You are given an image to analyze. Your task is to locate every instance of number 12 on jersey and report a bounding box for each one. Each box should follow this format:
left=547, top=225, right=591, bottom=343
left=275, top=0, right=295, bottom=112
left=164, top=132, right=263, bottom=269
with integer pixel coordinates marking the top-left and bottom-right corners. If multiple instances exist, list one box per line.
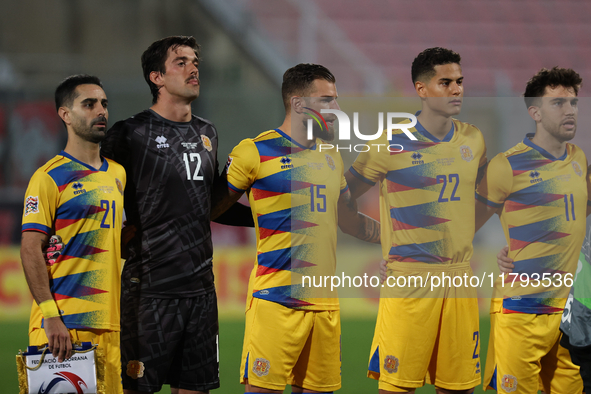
left=183, top=153, right=203, bottom=181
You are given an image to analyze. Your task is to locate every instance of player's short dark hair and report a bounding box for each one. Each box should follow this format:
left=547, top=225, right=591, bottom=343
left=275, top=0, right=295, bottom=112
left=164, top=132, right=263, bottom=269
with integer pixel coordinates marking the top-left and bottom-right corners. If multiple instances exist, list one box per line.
left=55, top=74, right=103, bottom=111
left=141, top=35, right=201, bottom=104
left=282, top=63, right=336, bottom=111
left=411, top=47, right=461, bottom=84
left=524, top=67, right=582, bottom=107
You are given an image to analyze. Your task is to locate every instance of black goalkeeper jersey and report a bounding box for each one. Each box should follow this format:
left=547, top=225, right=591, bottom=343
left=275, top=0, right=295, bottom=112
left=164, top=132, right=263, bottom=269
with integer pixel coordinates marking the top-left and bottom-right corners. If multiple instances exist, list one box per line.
left=101, top=109, right=219, bottom=297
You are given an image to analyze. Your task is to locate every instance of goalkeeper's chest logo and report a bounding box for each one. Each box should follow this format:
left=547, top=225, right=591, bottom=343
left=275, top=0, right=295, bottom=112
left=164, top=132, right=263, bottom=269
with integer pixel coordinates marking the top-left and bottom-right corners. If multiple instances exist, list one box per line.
left=252, top=357, right=270, bottom=377
left=25, top=196, right=39, bottom=216
left=155, top=135, right=169, bottom=149
left=201, top=135, right=213, bottom=152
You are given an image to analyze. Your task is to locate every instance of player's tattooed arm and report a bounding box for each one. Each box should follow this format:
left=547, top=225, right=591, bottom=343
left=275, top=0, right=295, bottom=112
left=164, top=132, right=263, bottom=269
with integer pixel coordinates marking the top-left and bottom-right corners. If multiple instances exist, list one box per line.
left=338, top=189, right=380, bottom=244
left=21, top=231, right=72, bottom=362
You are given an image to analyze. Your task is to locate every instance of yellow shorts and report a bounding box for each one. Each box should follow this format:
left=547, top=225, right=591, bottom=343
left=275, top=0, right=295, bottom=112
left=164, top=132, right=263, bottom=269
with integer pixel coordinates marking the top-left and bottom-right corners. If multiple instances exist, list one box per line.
left=30, top=328, right=122, bottom=394
left=240, top=297, right=341, bottom=392
left=483, top=312, right=583, bottom=394
left=368, top=263, right=481, bottom=392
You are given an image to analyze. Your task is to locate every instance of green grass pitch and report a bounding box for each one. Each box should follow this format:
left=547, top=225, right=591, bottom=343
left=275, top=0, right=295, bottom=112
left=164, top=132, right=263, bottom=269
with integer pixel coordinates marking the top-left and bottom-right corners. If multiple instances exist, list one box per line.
left=1, top=317, right=491, bottom=394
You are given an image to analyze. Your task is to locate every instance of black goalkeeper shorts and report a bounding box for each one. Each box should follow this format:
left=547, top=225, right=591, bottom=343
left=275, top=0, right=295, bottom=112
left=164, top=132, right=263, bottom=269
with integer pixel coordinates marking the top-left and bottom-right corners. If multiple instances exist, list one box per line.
left=120, top=291, right=219, bottom=392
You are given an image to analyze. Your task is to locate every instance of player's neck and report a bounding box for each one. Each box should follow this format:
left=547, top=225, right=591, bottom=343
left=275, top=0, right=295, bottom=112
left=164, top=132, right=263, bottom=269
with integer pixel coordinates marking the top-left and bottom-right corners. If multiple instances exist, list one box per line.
left=279, top=114, right=315, bottom=148
left=150, top=97, right=192, bottom=123
left=63, top=137, right=102, bottom=169
left=530, top=129, right=567, bottom=158
left=416, top=109, right=453, bottom=140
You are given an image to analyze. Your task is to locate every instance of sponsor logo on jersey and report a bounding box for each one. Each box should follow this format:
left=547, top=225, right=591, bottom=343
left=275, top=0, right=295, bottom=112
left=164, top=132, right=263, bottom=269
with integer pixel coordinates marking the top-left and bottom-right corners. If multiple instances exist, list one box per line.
left=225, top=157, right=233, bottom=174
left=201, top=135, right=213, bottom=152
left=325, top=154, right=336, bottom=170
left=25, top=196, right=39, bottom=216
left=501, top=374, right=517, bottom=392
left=383, top=355, right=399, bottom=373
left=572, top=161, right=583, bottom=177
left=280, top=156, right=294, bottom=169
left=37, top=371, right=87, bottom=394
left=155, top=135, right=169, bottom=149
left=126, top=360, right=145, bottom=379
left=116, top=179, right=124, bottom=195
left=252, top=358, right=270, bottom=377
left=460, top=145, right=474, bottom=162
left=182, top=142, right=199, bottom=149
left=411, top=152, right=424, bottom=165
left=529, top=170, right=542, bottom=184
left=72, top=182, right=87, bottom=195
left=259, top=290, right=269, bottom=295
left=475, top=361, right=480, bottom=374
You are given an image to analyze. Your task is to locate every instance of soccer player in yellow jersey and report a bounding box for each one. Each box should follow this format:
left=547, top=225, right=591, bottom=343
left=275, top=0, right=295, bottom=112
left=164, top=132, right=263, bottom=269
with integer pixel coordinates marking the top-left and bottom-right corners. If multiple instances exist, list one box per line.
left=21, top=75, right=125, bottom=394
left=346, top=48, right=487, bottom=393
left=476, top=67, right=591, bottom=393
left=212, top=63, right=380, bottom=393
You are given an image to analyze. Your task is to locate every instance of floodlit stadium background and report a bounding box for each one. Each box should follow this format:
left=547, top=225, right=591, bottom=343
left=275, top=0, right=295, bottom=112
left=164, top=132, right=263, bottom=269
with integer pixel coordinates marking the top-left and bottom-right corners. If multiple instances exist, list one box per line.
left=1, top=1, right=591, bottom=392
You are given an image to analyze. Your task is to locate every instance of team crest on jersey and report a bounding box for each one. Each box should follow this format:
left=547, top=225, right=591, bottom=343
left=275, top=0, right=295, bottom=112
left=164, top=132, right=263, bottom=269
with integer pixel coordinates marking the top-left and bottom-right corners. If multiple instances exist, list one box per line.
left=252, top=357, right=270, bottom=377
left=460, top=145, right=474, bottom=162
left=225, top=157, right=233, bottom=174
left=325, top=154, right=336, bottom=170
left=201, top=135, right=213, bottom=152
left=572, top=161, right=583, bottom=177
left=116, top=178, right=124, bottom=195
left=501, top=374, right=517, bottom=392
left=383, top=355, right=399, bottom=373
left=25, top=196, right=39, bottom=216
left=155, top=135, right=169, bottom=149
left=126, top=360, right=145, bottom=379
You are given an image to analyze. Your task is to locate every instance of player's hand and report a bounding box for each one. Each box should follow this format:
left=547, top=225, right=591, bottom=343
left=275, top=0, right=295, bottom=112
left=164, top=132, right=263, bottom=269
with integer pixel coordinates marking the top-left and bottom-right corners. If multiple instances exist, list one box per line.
left=43, top=235, right=64, bottom=265
left=122, top=221, right=137, bottom=246
left=121, top=222, right=137, bottom=259
left=379, top=259, right=388, bottom=283
left=43, top=316, right=72, bottom=362
left=497, top=245, right=514, bottom=274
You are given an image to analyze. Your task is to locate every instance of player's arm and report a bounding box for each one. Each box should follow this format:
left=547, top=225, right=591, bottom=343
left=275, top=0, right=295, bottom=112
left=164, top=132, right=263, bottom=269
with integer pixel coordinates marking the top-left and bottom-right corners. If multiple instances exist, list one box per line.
left=21, top=231, right=72, bottom=362
left=210, top=172, right=253, bottom=226
left=211, top=139, right=258, bottom=221
left=210, top=174, right=246, bottom=221
left=338, top=188, right=380, bottom=243
left=474, top=154, right=511, bottom=232
left=345, top=170, right=374, bottom=200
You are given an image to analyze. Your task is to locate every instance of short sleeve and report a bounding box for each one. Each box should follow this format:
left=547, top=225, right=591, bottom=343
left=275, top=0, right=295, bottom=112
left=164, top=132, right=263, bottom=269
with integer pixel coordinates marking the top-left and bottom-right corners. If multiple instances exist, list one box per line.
left=475, top=152, right=513, bottom=208
left=22, top=171, right=58, bottom=234
left=349, top=132, right=390, bottom=185
left=226, top=139, right=260, bottom=192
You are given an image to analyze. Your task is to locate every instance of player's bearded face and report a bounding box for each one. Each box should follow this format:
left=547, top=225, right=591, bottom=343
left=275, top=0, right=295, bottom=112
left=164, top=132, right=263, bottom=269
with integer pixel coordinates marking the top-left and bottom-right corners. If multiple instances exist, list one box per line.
left=538, top=86, right=578, bottom=143
left=419, top=63, right=463, bottom=117
left=69, top=84, right=109, bottom=144
left=160, top=46, right=200, bottom=101
left=303, top=80, right=339, bottom=141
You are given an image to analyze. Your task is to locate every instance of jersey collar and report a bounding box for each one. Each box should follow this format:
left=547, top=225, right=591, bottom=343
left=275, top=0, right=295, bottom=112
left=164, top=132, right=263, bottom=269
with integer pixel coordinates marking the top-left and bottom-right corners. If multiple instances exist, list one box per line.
left=523, top=133, right=567, bottom=161
left=275, top=128, right=317, bottom=150
left=414, top=111, right=455, bottom=142
left=60, top=150, right=109, bottom=172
